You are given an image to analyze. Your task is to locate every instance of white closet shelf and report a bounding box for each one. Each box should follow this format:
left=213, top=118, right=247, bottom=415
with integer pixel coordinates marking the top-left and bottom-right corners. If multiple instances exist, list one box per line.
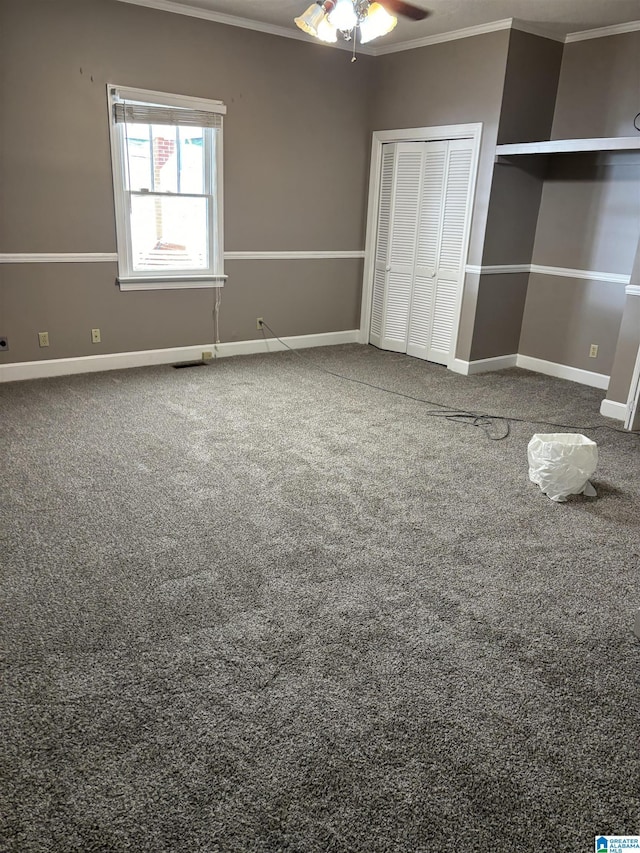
left=495, top=136, right=640, bottom=156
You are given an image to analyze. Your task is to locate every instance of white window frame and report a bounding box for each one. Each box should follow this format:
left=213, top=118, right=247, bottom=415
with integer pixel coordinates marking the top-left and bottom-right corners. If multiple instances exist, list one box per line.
left=107, top=84, right=227, bottom=291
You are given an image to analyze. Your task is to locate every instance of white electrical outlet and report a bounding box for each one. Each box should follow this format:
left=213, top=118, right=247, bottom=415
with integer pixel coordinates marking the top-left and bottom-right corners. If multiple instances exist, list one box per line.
left=589, top=344, right=598, bottom=358
left=91, top=328, right=101, bottom=344
left=38, top=331, right=49, bottom=347
left=256, top=317, right=264, bottom=331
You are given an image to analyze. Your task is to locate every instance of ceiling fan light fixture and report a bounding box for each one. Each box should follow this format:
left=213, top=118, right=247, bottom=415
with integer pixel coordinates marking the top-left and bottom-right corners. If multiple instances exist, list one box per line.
left=295, top=0, right=419, bottom=51
left=328, top=0, right=358, bottom=31
left=294, top=3, right=327, bottom=36
left=317, top=16, right=338, bottom=41
left=359, top=2, right=397, bottom=42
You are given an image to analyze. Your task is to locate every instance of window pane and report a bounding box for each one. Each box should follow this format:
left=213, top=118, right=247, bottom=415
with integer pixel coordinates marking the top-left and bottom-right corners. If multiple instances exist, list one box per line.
left=151, top=124, right=178, bottom=193
left=130, top=195, right=208, bottom=271
left=125, top=131, right=152, bottom=192
left=178, top=128, right=205, bottom=194
left=125, top=124, right=206, bottom=194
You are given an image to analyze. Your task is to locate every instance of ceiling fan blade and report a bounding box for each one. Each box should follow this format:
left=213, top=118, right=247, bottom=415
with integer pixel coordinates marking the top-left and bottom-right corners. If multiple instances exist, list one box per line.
left=380, top=0, right=430, bottom=21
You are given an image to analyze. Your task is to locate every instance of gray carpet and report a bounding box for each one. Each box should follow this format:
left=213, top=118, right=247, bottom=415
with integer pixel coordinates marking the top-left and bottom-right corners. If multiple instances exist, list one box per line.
left=1, top=343, right=639, bottom=853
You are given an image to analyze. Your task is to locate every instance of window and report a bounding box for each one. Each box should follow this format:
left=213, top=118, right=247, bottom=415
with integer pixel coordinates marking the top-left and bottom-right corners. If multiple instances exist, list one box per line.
left=108, top=86, right=226, bottom=291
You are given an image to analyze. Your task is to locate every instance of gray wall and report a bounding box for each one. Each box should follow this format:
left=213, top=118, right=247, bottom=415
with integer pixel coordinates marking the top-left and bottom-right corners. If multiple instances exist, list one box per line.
left=1, top=261, right=364, bottom=360
left=519, top=274, right=627, bottom=374
left=470, top=30, right=563, bottom=360
left=517, top=31, right=640, bottom=382
left=551, top=32, right=640, bottom=139
left=0, top=0, right=372, bottom=362
left=484, top=29, right=563, bottom=267
left=531, top=152, right=640, bottom=275
left=608, top=240, right=640, bottom=404
left=608, top=295, right=640, bottom=404
left=467, top=272, right=529, bottom=360
left=497, top=30, right=563, bottom=146
left=519, top=152, right=640, bottom=376
left=369, top=29, right=510, bottom=268
left=369, top=30, right=511, bottom=361
left=2, top=3, right=639, bottom=387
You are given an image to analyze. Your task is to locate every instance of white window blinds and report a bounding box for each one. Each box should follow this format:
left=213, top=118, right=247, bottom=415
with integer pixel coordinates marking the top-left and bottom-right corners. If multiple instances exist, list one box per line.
left=112, top=103, right=224, bottom=129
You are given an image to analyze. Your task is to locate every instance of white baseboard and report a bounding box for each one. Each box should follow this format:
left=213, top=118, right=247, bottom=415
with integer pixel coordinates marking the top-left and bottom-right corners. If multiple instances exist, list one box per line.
left=515, top=354, right=610, bottom=390
left=449, top=358, right=470, bottom=375
left=0, top=336, right=615, bottom=395
left=468, top=354, right=518, bottom=374
left=0, top=329, right=359, bottom=383
left=451, top=352, right=610, bottom=390
left=449, top=354, right=518, bottom=375
left=599, top=398, right=627, bottom=421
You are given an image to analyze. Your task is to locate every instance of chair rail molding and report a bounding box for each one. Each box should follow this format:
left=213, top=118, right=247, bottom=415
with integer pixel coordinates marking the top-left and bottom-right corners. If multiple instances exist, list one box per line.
left=0, top=253, right=119, bottom=263
left=0, top=251, right=365, bottom=264
left=465, top=263, right=631, bottom=285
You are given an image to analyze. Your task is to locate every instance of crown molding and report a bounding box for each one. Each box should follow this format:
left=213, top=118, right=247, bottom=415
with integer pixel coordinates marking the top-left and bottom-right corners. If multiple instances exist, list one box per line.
left=113, top=0, right=513, bottom=54
left=112, top=0, right=375, bottom=54
left=112, top=1, right=640, bottom=54
left=370, top=18, right=513, bottom=55
left=565, top=19, right=640, bottom=43
left=113, top=0, right=303, bottom=39
left=510, top=19, right=565, bottom=42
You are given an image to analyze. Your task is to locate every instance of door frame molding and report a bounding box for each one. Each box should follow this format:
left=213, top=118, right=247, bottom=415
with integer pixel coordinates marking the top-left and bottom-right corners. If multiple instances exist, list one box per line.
left=624, top=338, right=640, bottom=430
left=358, top=123, right=483, bottom=370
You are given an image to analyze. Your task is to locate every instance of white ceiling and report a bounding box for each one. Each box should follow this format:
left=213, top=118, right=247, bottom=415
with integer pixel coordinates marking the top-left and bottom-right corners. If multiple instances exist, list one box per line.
left=118, top=0, right=640, bottom=49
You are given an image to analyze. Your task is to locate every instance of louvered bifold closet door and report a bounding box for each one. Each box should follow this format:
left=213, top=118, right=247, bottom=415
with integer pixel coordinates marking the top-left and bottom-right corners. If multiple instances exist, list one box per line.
left=379, top=143, right=424, bottom=352
left=369, top=145, right=396, bottom=348
left=426, top=138, right=475, bottom=365
left=406, top=141, right=447, bottom=360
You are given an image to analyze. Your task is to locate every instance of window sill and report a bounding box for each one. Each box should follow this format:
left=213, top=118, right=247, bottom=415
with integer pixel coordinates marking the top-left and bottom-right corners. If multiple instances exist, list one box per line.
left=118, top=275, right=227, bottom=292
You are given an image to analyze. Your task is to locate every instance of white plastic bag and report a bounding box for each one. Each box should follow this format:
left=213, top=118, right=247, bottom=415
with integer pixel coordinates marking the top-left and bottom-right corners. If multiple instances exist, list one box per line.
left=527, top=433, right=598, bottom=502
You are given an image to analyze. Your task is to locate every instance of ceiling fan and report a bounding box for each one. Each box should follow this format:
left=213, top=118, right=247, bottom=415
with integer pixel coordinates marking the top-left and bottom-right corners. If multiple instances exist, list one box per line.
left=295, top=0, right=430, bottom=56
left=379, top=0, right=430, bottom=21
